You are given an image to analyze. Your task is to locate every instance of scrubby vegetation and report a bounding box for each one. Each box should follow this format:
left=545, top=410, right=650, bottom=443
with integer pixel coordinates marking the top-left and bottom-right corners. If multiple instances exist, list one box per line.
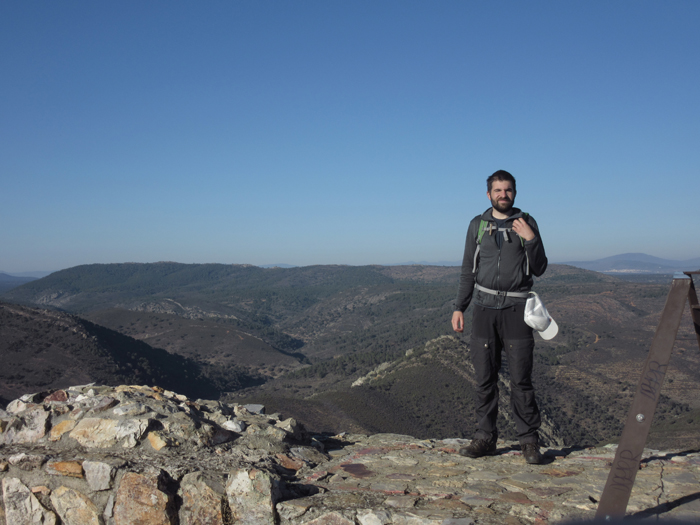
left=3, top=263, right=699, bottom=450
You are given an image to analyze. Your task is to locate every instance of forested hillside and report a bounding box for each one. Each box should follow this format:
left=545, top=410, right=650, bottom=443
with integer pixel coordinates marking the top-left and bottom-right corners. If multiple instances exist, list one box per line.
left=2, top=263, right=698, bottom=450
left=2, top=262, right=459, bottom=362
left=0, top=301, right=260, bottom=403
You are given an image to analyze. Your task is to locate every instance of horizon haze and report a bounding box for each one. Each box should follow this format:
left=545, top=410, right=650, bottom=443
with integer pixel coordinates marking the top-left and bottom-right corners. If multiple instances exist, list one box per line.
left=3, top=251, right=700, bottom=279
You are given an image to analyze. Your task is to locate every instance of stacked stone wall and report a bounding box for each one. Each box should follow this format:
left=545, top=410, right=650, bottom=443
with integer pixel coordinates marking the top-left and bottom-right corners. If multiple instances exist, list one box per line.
left=0, top=384, right=313, bottom=524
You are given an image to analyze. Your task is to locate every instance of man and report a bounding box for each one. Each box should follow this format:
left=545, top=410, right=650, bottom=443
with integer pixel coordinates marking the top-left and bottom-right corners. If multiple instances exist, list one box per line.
left=451, top=170, right=548, bottom=464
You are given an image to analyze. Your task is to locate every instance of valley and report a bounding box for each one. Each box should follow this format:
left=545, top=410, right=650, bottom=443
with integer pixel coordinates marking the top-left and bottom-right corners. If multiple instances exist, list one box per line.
left=2, top=262, right=699, bottom=451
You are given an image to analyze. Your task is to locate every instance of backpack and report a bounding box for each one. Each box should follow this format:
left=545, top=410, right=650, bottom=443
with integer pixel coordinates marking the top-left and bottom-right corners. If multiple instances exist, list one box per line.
left=473, top=213, right=530, bottom=275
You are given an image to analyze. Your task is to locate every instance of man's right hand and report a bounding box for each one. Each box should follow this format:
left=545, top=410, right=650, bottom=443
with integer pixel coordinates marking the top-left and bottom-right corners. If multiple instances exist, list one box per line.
left=452, top=311, right=464, bottom=333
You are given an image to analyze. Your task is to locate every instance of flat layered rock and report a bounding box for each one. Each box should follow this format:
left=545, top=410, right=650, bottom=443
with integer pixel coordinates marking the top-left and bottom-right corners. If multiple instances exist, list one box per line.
left=2, top=384, right=700, bottom=524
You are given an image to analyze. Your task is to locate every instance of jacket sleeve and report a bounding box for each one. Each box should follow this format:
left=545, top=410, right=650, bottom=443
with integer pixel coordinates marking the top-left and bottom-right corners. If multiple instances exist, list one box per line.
left=454, top=217, right=480, bottom=312
left=524, top=215, right=548, bottom=277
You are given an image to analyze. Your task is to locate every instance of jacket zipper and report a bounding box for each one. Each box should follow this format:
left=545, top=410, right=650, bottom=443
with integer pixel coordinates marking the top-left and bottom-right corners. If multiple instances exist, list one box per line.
left=497, top=245, right=503, bottom=308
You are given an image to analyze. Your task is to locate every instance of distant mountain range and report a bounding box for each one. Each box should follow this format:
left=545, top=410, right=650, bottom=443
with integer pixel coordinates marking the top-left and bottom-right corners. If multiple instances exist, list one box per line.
left=561, top=253, right=700, bottom=274
left=258, top=254, right=700, bottom=273
left=0, top=272, right=37, bottom=293
left=395, top=253, right=700, bottom=274
left=0, top=270, right=53, bottom=278
left=3, top=253, right=698, bottom=285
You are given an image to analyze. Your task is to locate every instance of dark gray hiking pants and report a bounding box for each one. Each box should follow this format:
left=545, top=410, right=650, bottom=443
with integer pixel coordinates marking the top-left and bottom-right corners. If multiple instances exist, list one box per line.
left=470, top=303, right=541, bottom=444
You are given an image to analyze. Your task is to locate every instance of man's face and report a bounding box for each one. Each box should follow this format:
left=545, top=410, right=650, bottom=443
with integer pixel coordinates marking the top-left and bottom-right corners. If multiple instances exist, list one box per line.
left=487, top=180, right=515, bottom=214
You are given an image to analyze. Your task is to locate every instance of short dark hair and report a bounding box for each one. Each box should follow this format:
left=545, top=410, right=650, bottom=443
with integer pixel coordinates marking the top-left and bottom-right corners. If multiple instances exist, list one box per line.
left=487, top=170, right=516, bottom=193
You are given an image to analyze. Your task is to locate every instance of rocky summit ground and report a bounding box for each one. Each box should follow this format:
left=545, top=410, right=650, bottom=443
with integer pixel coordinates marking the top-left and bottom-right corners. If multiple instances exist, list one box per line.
left=290, top=436, right=700, bottom=524
left=1, top=383, right=699, bottom=524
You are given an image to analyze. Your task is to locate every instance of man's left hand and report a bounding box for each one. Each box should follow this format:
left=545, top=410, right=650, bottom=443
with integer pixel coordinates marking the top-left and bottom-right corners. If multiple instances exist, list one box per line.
left=512, top=218, right=535, bottom=241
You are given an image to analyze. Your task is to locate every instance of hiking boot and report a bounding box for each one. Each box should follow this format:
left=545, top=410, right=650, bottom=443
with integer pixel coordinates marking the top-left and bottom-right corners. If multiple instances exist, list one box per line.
left=521, top=442, right=542, bottom=464
left=459, top=438, right=497, bottom=458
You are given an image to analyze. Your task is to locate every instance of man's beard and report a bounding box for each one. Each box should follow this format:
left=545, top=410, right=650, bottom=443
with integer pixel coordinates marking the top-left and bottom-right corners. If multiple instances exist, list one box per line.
left=491, top=197, right=513, bottom=214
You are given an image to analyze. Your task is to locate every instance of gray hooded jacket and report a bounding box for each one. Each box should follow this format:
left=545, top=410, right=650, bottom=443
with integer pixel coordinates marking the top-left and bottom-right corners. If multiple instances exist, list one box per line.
left=454, top=207, right=548, bottom=311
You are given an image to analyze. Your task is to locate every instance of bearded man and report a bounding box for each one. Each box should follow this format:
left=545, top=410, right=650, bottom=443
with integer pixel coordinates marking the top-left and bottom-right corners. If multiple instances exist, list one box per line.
left=451, top=170, right=548, bottom=464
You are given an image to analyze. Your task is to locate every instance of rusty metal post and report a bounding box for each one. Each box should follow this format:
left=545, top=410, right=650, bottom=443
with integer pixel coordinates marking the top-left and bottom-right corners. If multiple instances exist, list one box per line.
left=686, top=271, right=700, bottom=351
left=595, top=273, right=693, bottom=519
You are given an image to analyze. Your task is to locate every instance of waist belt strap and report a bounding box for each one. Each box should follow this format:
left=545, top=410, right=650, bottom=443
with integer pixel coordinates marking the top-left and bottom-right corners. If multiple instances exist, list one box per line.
left=475, top=283, right=529, bottom=298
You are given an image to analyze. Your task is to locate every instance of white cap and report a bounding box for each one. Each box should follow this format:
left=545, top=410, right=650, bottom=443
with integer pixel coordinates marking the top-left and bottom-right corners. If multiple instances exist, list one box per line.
left=538, top=317, right=559, bottom=340
left=524, top=292, right=559, bottom=340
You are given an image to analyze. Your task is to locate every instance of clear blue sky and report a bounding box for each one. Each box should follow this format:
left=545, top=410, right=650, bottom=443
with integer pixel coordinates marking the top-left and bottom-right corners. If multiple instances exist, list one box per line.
left=2, top=1, right=699, bottom=273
